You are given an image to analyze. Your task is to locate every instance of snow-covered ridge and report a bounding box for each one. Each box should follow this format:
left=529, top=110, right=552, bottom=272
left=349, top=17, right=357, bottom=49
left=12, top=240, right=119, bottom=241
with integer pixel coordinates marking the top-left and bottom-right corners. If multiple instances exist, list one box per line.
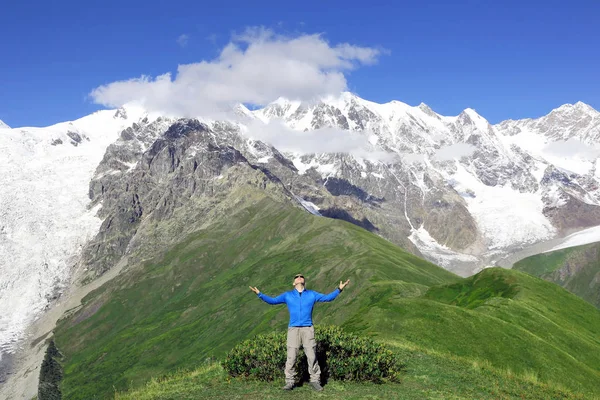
left=495, top=100, right=600, bottom=145
left=0, top=106, right=146, bottom=359
left=0, top=119, right=10, bottom=129
left=245, top=93, right=600, bottom=266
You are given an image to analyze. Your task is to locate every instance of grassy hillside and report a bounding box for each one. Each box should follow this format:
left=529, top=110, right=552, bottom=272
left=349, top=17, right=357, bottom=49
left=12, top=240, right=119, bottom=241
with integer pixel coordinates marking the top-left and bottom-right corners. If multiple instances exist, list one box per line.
left=335, top=266, right=600, bottom=397
left=53, top=193, right=600, bottom=399
left=53, top=193, right=456, bottom=399
left=113, top=353, right=582, bottom=400
left=513, top=242, right=600, bottom=308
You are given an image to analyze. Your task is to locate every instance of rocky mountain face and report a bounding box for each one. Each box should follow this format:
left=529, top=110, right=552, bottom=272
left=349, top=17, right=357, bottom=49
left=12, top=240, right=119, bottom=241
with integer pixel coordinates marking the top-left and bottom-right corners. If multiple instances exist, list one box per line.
left=79, top=94, right=600, bottom=280
left=83, top=118, right=291, bottom=276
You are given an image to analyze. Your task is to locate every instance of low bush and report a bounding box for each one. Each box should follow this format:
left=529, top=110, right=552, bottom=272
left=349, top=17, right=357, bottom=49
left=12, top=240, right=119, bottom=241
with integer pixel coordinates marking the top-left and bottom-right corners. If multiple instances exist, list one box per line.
left=222, top=325, right=404, bottom=383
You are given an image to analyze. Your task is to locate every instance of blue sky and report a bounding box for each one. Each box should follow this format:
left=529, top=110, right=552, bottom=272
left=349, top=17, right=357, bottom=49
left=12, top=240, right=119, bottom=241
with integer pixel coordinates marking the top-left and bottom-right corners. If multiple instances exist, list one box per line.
left=1, top=0, right=598, bottom=127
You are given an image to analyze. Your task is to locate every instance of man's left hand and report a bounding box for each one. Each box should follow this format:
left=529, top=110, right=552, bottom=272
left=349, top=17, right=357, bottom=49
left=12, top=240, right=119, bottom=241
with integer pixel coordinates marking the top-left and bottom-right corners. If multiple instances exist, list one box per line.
left=339, top=279, right=350, bottom=291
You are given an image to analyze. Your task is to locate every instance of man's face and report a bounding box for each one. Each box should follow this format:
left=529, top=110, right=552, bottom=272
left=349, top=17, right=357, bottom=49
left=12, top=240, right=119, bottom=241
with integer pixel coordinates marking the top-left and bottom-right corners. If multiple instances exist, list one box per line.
left=293, top=275, right=305, bottom=286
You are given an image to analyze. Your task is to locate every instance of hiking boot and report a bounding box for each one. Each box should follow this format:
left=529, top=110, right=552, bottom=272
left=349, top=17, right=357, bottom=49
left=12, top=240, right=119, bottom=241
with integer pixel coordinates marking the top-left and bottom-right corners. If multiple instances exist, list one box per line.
left=310, top=381, right=324, bottom=391
left=282, top=382, right=294, bottom=390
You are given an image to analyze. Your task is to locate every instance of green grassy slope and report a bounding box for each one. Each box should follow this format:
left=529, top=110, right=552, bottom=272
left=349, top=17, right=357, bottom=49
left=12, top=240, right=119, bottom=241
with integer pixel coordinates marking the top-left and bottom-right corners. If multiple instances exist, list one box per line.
left=54, top=193, right=600, bottom=399
left=364, top=268, right=600, bottom=395
left=513, top=242, right=600, bottom=308
left=114, top=353, right=583, bottom=400
left=53, top=193, right=456, bottom=399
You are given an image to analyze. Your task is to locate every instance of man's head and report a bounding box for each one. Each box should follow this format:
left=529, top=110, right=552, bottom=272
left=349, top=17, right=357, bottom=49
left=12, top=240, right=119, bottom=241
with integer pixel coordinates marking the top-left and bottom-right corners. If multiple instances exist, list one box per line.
left=293, top=273, right=305, bottom=287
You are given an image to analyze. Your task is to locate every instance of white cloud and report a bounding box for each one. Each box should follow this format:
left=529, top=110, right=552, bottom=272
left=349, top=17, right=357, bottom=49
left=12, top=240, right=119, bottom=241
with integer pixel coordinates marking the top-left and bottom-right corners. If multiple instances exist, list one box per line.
left=90, top=27, right=384, bottom=118
left=177, top=34, right=189, bottom=47
left=434, top=143, right=476, bottom=161
left=399, top=153, right=426, bottom=164
left=242, top=119, right=396, bottom=161
left=544, top=138, right=600, bottom=160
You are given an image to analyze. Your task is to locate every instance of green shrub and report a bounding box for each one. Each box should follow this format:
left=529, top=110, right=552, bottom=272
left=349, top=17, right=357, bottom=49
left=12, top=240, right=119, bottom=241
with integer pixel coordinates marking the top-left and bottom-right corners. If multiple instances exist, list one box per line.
left=222, top=325, right=404, bottom=383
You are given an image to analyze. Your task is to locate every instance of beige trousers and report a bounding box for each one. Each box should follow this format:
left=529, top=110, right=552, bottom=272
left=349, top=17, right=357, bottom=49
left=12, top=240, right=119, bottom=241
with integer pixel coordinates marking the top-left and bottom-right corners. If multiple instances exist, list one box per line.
left=285, top=326, right=321, bottom=383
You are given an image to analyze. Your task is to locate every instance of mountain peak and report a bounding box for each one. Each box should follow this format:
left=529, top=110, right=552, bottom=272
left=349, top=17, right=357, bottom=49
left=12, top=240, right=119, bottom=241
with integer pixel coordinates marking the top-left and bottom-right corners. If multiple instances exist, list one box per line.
left=418, top=102, right=437, bottom=116
left=0, top=119, right=10, bottom=129
left=316, top=91, right=363, bottom=112
left=271, top=96, right=293, bottom=106
left=552, top=101, right=597, bottom=115
left=256, top=97, right=302, bottom=121
left=339, top=91, right=359, bottom=101
left=458, top=108, right=484, bottom=122
left=457, top=108, right=491, bottom=132
left=233, top=103, right=253, bottom=118
left=461, top=107, right=482, bottom=117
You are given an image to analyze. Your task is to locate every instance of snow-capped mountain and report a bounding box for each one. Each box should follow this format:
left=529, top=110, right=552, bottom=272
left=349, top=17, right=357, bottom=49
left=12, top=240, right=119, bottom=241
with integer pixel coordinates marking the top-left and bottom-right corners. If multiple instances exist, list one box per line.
left=2, top=93, right=600, bottom=363
left=0, top=107, right=145, bottom=360
left=497, top=102, right=600, bottom=144
left=0, top=120, right=10, bottom=130
left=246, top=93, right=600, bottom=262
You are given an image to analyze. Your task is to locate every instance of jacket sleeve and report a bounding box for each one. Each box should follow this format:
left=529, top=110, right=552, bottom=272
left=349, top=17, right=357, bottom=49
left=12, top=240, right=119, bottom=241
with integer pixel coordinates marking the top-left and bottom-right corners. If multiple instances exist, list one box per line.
left=257, top=292, right=287, bottom=305
left=314, top=288, right=341, bottom=302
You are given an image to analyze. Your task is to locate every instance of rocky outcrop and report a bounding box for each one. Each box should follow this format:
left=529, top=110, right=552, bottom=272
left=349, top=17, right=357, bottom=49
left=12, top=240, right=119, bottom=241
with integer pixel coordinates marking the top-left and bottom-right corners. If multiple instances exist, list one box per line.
left=83, top=119, right=296, bottom=275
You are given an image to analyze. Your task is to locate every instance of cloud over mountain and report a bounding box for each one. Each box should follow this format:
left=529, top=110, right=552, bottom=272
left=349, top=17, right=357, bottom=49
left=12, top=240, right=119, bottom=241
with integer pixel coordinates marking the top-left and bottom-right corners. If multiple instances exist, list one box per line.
left=90, top=27, right=384, bottom=119
left=242, top=118, right=396, bottom=161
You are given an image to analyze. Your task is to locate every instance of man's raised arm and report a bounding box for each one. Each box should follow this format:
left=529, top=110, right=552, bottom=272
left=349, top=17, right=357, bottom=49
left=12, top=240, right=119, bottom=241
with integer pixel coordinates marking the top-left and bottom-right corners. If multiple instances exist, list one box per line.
left=249, top=286, right=286, bottom=305
left=315, top=279, right=350, bottom=302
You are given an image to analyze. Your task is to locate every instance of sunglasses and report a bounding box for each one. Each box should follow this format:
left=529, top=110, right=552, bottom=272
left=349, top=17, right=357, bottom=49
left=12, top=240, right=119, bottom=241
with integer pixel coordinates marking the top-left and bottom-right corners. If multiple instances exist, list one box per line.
left=294, top=274, right=304, bottom=279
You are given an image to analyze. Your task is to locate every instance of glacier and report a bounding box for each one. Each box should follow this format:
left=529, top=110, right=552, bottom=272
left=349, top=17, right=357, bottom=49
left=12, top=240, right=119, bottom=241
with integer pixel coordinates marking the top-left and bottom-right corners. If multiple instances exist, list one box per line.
left=0, top=107, right=144, bottom=360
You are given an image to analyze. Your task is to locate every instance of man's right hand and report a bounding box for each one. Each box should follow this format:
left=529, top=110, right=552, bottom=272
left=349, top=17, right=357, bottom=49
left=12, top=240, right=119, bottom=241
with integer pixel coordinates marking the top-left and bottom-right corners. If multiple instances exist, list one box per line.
left=249, top=286, right=260, bottom=294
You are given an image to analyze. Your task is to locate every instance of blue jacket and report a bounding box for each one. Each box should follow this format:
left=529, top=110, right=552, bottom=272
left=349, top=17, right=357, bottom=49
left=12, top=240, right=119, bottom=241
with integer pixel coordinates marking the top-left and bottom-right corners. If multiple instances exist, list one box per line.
left=257, top=288, right=341, bottom=327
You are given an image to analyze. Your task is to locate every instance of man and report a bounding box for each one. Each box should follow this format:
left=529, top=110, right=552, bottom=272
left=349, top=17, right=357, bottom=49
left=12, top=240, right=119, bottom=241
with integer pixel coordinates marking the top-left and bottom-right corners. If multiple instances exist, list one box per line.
left=249, top=274, right=350, bottom=391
